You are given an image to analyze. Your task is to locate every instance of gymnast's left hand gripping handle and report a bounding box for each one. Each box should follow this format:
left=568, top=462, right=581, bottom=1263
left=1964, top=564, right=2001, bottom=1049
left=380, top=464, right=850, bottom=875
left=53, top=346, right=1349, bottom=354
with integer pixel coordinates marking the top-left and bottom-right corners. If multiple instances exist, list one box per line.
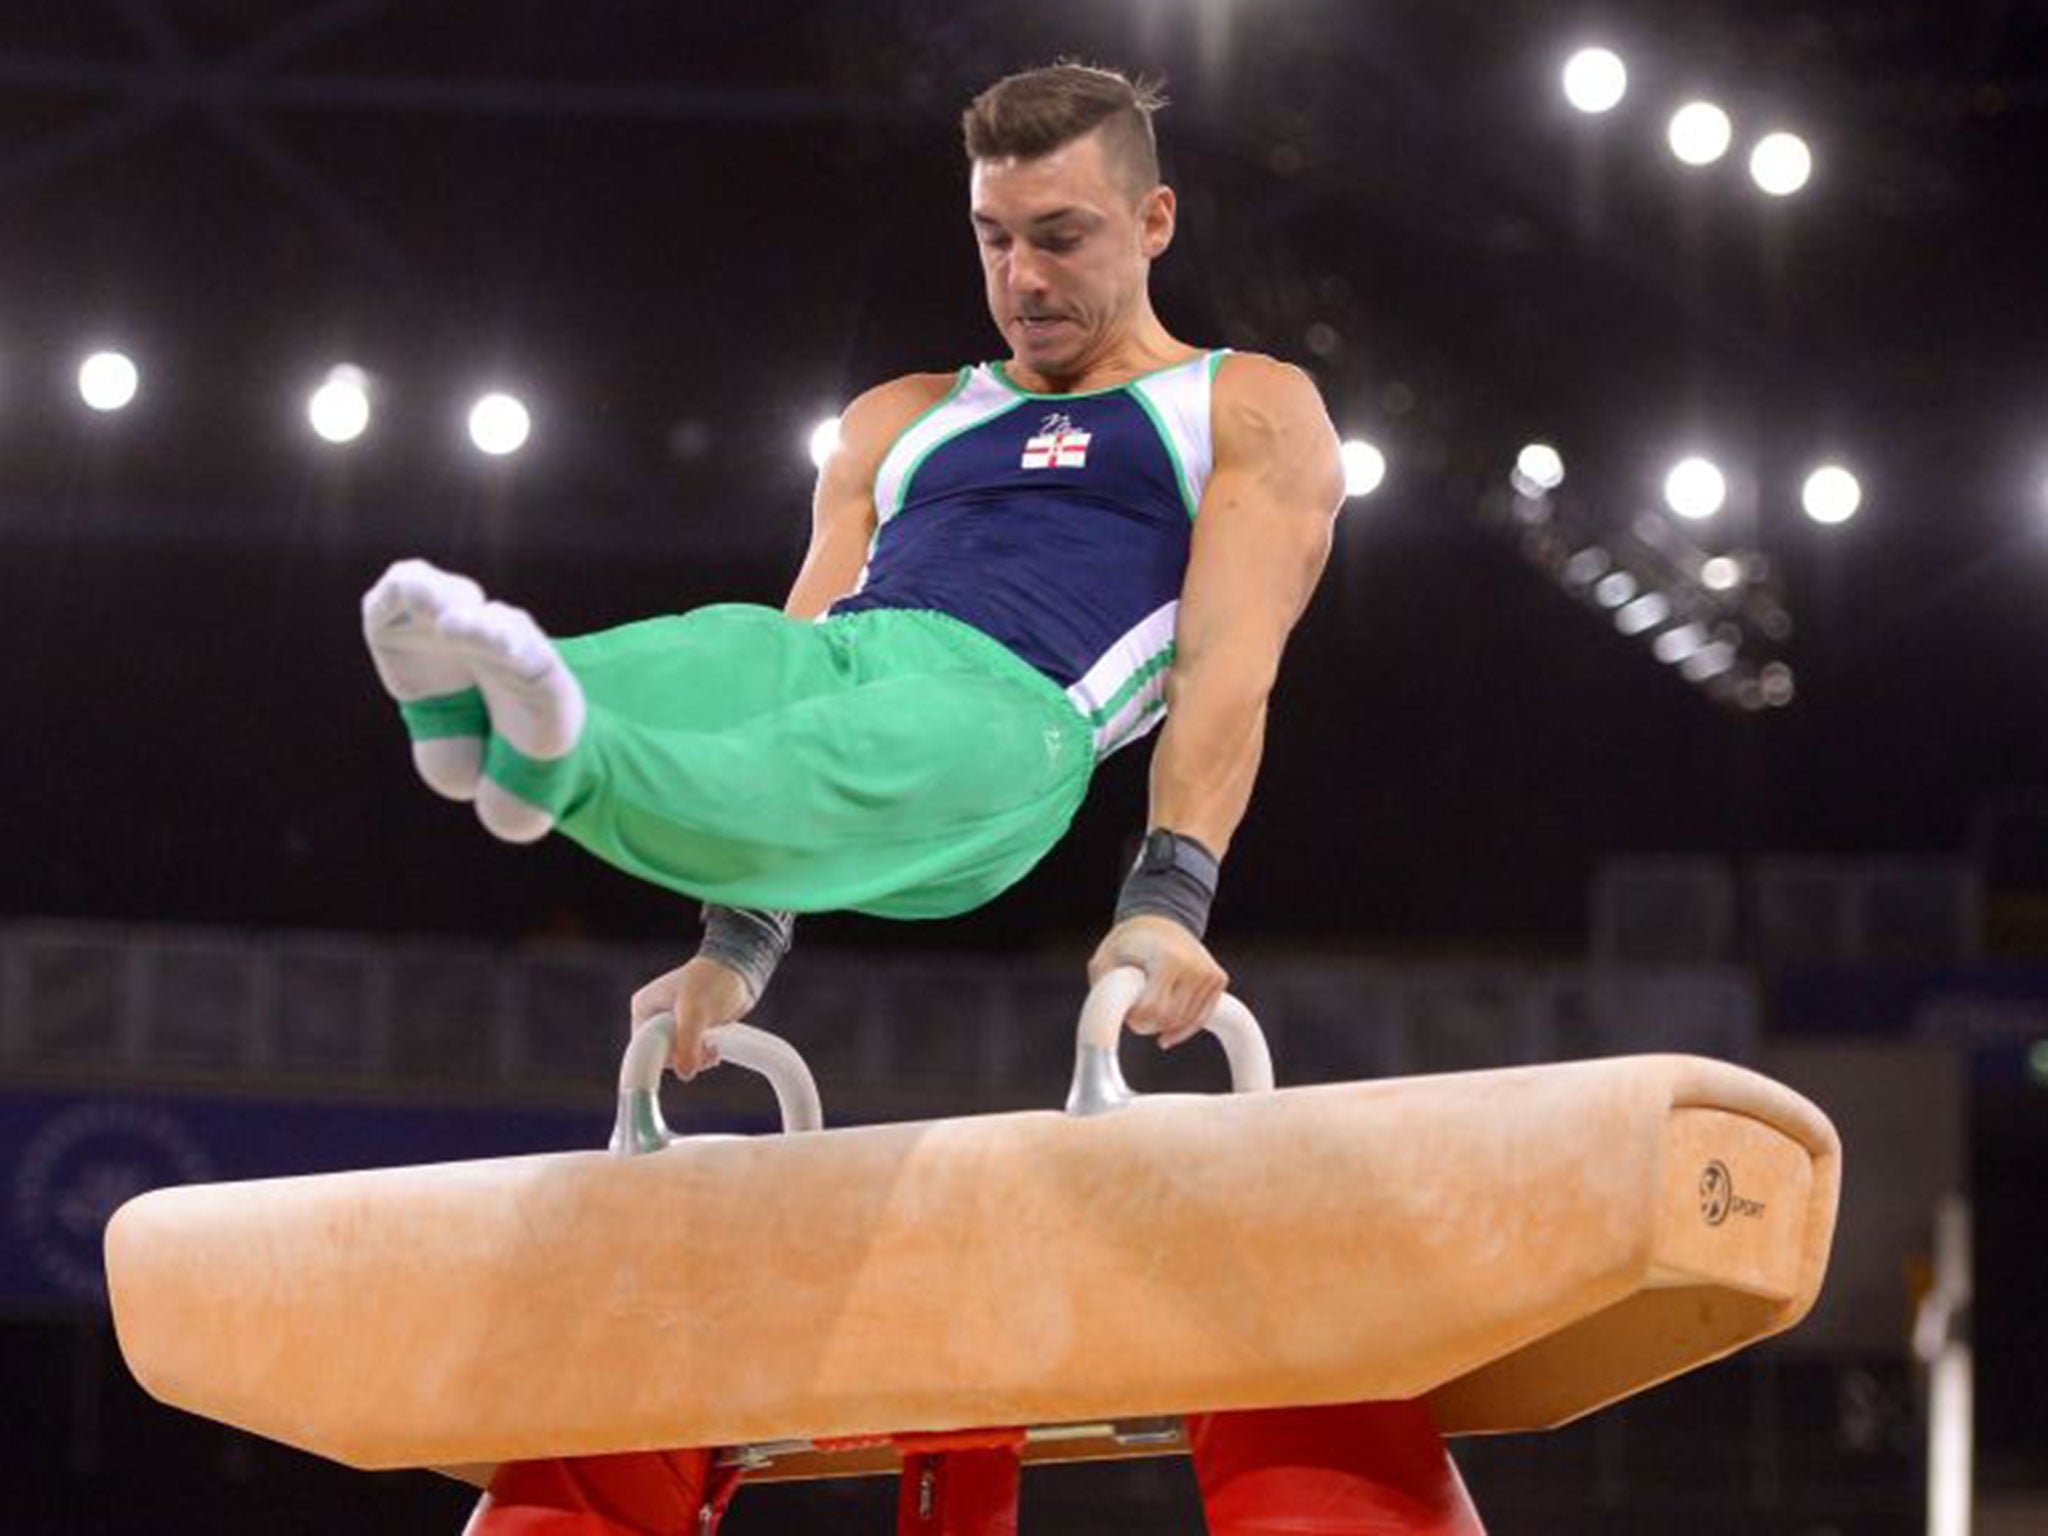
left=611, top=1019, right=824, bottom=1156
left=1066, top=966, right=1275, bottom=1116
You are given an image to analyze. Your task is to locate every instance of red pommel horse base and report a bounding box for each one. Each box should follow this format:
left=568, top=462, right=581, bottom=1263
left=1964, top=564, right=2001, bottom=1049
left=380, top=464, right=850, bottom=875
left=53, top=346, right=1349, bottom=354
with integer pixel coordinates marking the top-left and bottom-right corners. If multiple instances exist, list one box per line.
left=105, top=970, right=1840, bottom=1535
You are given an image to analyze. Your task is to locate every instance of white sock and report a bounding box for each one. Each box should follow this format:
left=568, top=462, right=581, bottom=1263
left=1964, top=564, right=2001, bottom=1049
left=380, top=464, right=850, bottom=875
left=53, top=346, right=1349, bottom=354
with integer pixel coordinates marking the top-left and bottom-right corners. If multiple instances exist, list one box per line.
left=437, top=600, right=583, bottom=842
left=473, top=778, right=556, bottom=843
left=361, top=559, right=489, bottom=801
left=434, top=600, right=586, bottom=762
left=361, top=559, right=485, bottom=702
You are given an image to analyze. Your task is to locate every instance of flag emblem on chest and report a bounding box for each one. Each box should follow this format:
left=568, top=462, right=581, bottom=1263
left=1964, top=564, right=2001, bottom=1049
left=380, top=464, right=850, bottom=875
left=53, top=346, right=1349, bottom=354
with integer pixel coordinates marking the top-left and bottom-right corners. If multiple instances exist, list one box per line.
left=1021, top=411, right=1091, bottom=470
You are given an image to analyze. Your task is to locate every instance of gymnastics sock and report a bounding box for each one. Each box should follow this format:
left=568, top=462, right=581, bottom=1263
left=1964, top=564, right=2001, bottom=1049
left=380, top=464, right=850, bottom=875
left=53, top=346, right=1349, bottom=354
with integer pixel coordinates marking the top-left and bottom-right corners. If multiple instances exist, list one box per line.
left=361, top=558, right=488, bottom=800
left=435, top=600, right=587, bottom=843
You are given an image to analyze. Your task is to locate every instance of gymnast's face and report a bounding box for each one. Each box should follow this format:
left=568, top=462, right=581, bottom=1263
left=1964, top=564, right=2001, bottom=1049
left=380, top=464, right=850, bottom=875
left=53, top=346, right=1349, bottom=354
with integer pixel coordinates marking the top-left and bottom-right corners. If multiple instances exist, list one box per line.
left=970, top=128, right=1175, bottom=381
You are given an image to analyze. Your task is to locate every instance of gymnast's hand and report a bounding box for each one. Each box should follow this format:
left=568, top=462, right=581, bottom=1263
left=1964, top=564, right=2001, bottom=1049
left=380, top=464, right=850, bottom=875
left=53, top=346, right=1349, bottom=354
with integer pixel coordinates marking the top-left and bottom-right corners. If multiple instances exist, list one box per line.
left=629, top=956, right=754, bottom=1081
left=1087, top=915, right=1229, bottom=1049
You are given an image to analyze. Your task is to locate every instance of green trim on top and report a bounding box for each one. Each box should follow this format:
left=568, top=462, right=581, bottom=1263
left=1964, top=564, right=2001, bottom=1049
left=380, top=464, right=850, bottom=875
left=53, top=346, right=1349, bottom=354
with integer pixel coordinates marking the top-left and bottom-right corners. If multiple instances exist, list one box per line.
left=1085, top=641, right=1176, bottom=726
left=987, top=349, right=1213, bottom=401
left=1100, top=693, right=1169, bottom=756
left=876, top=366, right=971, bottom=518
left=1207, top=348, right=1231, bottom=382
left=1124, top=382, right=1198, bottom=520
left=895, top=392, right=1027, bottom=516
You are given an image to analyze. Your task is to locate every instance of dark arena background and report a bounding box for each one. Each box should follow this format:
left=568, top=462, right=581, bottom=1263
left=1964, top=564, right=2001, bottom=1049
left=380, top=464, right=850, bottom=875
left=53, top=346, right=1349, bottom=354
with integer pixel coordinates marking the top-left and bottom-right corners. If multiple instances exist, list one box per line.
left=3, top=2, right=2046, bottom=1532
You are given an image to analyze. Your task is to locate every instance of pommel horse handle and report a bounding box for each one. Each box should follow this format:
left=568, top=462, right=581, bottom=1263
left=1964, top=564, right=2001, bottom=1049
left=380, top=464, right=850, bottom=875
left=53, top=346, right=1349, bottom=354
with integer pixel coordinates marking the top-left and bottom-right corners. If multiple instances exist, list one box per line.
left=612, top=1018, right=824, bottom=1157
left=1067, top=965, right=1275, bottom=1116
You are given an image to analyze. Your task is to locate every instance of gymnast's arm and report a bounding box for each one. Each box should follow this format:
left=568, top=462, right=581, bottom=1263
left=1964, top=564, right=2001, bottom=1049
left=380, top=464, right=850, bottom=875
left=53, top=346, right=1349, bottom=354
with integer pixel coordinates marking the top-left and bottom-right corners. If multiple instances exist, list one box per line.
left=636, top=372, right=955, bottom=1079
left=783, top=371, right=955, bottom=619
left=1089, top=354, right=1343, bottom=1040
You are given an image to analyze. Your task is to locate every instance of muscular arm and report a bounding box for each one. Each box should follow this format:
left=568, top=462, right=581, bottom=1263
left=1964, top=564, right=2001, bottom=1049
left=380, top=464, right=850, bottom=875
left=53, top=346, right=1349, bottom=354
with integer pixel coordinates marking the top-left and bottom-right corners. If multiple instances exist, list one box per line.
left=1147, top=355, right=1344, bottom=857
left=783, top=372, right=955, bottom=619
left=654, top=370, right=953, bottom=1082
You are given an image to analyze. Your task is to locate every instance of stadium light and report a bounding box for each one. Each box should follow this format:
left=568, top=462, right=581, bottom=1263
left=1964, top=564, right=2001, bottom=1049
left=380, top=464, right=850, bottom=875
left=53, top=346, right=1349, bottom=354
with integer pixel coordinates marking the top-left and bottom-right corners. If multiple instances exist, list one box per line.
left=308, top=365, right=371, bottom=445
left=1340, top=438, right=1387, bottom=498
left=79, top=350, right=140, bottom=412
left=1749, top=132, right=1813, bottom=196
left=1513, top=441, right=1565, bottom=496
left=1593, top=571, right=1638, bottom=609
left=1562, top=48, right=1628, bottom=115
left=468, top=392, right=531, bottom=457
left=1615, top=591, right=1671, bottom=636
left=1652, top=624, right=1707, bottom=665
left=1801, top=464, right=1862, bottom=524
left=1700, top=556, right=1743, bottom=591
left=1668, top=102, right=1733, bottom=166
left=808, top=416, right=842, bottom=470
left=1664, top=456, right=1727, bottom=520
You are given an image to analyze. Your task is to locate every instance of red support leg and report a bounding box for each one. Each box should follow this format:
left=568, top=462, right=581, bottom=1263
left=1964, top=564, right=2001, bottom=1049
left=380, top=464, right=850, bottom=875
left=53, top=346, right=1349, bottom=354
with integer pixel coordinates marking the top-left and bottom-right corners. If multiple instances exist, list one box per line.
left=1188, top=1400, right=1486, bottom=1536
left=462, top=1450, right=745, bottom=1536
left=894, top=1430, right=1025, bottom=1536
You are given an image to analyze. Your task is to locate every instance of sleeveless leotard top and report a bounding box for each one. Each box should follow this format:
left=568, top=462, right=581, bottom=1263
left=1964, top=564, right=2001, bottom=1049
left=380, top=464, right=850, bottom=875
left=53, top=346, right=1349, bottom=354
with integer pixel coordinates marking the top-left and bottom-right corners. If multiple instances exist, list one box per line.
left=829, top=349, right=1228, bottom=760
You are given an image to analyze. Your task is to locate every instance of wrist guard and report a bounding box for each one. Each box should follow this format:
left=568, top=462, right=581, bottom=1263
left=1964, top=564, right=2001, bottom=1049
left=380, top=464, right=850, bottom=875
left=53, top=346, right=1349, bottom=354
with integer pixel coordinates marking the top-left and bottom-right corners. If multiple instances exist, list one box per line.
left=696, top=904, right=795, bottom=1004
left=1114, top=829, right=1221, bottom=939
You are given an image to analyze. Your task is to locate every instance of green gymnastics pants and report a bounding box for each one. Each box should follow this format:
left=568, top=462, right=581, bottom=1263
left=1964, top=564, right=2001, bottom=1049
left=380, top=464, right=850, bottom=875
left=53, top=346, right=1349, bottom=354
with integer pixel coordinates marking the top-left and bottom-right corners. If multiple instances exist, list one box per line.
left=398, top=605, right=1096, bottom=920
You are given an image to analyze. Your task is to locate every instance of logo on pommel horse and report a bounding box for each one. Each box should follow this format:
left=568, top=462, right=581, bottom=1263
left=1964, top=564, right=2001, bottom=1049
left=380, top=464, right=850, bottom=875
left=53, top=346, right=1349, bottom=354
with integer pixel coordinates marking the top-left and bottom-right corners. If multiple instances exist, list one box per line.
left=1699, top=1159, right=1767, bottom=1226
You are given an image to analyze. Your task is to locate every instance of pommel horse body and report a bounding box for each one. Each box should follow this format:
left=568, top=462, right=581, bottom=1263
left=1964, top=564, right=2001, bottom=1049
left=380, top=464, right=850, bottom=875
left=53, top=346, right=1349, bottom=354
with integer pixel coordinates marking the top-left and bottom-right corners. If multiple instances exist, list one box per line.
left=104, top=969, right=1841, bottom=1534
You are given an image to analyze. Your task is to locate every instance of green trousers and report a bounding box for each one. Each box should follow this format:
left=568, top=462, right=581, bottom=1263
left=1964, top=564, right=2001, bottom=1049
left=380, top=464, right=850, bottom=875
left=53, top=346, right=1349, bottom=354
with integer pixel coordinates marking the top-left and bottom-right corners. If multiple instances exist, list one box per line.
left=399, top=605, right=1095, bottom=920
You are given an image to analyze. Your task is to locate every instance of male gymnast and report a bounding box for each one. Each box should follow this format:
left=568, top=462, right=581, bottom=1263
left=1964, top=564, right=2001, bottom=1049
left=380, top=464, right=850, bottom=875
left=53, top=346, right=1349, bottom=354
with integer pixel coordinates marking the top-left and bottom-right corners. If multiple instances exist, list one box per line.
left=360, top=63, right=1479, bottom=1536
left=363, top=63, right=1342, bottom=1085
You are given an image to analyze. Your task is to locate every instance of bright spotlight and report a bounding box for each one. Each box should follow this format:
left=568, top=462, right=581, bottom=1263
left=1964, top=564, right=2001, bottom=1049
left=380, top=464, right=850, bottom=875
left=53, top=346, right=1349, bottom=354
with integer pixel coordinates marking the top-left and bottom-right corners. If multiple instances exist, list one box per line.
left=1664, top=456, right=1727, bottom=520
left=1668, top=101, right=1733, bottom=166
left=1563, top=547, right=1611, bottom=587
left=1680, top=642, right=1737, bottom=682
left=1652, top=624, right=1707, bottom=665
left=807, top=416, right=842, bottom=470
left=1615, top=591, right=1671, bottom=636
left=1340, top=438, right=1387, bottom=498
left=1749, top=131, right=1813, bottom=196
left=1562, top=48, right=1628, bottom=115
left=79, top=350, right=139, bottom=412
left=308, top=365, right=371, bottom=445
left=1700, top=556, right=1743, bottom=591
left=1593, top=571, right=1638, bottom=609
left=1514, top=441, right=1565, bottom=495
left=1802, top=464, right=1862, bottom=524
left=468, top=392, right=531, bottom=457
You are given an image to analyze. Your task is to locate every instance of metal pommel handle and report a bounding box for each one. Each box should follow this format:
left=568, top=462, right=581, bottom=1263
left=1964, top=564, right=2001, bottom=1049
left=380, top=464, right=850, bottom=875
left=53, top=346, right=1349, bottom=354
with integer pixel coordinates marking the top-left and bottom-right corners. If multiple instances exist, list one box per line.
left=1065, top=965, right=1275, bottom=1116
left=611, top=1018, right=824, bottom=1157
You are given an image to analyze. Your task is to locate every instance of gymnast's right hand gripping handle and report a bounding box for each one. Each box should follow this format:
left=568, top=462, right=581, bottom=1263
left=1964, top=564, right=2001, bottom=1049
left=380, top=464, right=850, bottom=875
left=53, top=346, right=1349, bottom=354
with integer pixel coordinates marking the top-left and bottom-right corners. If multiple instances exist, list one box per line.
left=612, top=1018, right=824, bottom=1156
left=1066, top=965, right=1275, bottom=1116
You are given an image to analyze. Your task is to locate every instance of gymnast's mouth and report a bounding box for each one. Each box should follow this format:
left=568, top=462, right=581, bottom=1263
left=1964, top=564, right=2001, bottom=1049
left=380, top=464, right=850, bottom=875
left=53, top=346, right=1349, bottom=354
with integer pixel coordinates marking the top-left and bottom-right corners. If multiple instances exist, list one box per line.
left=1016, top=314, right=1072, bottom=331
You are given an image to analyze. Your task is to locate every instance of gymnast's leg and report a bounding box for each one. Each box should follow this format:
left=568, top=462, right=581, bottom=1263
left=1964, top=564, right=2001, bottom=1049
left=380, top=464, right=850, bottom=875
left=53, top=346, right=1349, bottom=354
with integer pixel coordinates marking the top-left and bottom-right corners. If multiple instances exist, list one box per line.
left=365, top=569, right=1095, bottom=918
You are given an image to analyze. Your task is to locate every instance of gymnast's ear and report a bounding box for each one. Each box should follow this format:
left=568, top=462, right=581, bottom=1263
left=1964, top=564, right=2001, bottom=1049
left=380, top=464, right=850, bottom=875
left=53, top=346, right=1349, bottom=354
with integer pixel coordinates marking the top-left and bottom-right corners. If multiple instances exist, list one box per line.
left=1138, top=183, right=1176, bottom=260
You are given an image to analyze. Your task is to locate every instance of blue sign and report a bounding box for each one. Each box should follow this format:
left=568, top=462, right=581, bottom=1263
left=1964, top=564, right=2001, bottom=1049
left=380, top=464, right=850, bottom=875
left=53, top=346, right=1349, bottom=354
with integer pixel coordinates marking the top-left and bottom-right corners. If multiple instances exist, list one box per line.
left=0, top=1088, right=767, bottom=1307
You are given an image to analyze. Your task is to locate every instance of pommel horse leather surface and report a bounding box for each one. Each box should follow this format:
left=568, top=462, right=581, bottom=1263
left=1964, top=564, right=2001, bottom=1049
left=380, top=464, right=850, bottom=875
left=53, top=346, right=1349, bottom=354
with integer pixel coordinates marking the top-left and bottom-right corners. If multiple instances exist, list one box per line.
left=104, top=1054, right=1839, bottom=1469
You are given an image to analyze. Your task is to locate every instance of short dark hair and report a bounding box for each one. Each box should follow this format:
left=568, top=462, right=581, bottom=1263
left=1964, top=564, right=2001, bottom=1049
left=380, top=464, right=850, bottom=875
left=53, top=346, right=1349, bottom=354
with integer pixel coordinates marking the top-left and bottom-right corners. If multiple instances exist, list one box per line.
left=961, top=62, right=1167, bottom=200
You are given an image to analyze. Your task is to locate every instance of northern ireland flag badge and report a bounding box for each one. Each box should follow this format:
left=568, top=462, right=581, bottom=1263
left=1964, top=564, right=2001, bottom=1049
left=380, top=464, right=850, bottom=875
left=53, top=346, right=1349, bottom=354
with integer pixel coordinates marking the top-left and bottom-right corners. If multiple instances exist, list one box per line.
left=1022, top=412, right=1091, bottom=470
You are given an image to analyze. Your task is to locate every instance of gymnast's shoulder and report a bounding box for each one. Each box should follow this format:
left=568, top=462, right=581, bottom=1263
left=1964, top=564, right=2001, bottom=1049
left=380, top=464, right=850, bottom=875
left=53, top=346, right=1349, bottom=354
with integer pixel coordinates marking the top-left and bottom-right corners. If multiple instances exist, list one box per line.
left=836, top=371, right=961, bottom=455
left=1208, top=351, right=1342, bottom=483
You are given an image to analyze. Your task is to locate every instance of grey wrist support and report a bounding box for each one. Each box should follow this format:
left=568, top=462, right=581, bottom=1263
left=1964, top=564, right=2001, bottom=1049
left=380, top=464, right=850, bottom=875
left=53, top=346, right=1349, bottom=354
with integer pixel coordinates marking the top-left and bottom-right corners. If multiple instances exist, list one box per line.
left=697, top=904, right=796, bottom=1004
left=1113, top=829, right=1221, bottom=939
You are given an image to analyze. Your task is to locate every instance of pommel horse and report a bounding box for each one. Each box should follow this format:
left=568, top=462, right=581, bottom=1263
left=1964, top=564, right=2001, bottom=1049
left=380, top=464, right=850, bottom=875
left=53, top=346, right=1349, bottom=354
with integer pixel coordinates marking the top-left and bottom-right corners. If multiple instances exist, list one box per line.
left=104, top=969, right=1841, bottom=1534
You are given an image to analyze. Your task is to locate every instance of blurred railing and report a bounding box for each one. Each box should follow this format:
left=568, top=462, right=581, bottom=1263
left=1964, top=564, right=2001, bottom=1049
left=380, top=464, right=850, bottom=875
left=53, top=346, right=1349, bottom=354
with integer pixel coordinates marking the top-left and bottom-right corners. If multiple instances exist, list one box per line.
left=1594, top=854, right=1981, bottom=966
left=0, top=919, right=1759, bottom=1115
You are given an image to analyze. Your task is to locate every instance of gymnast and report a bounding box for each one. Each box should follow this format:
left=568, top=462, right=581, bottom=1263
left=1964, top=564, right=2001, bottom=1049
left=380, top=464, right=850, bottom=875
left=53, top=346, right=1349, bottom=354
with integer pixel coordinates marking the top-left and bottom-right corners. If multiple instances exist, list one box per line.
left=364, top=63, right=1341, bottom=1090
left=358, top=62, right=1449, bottom=1536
